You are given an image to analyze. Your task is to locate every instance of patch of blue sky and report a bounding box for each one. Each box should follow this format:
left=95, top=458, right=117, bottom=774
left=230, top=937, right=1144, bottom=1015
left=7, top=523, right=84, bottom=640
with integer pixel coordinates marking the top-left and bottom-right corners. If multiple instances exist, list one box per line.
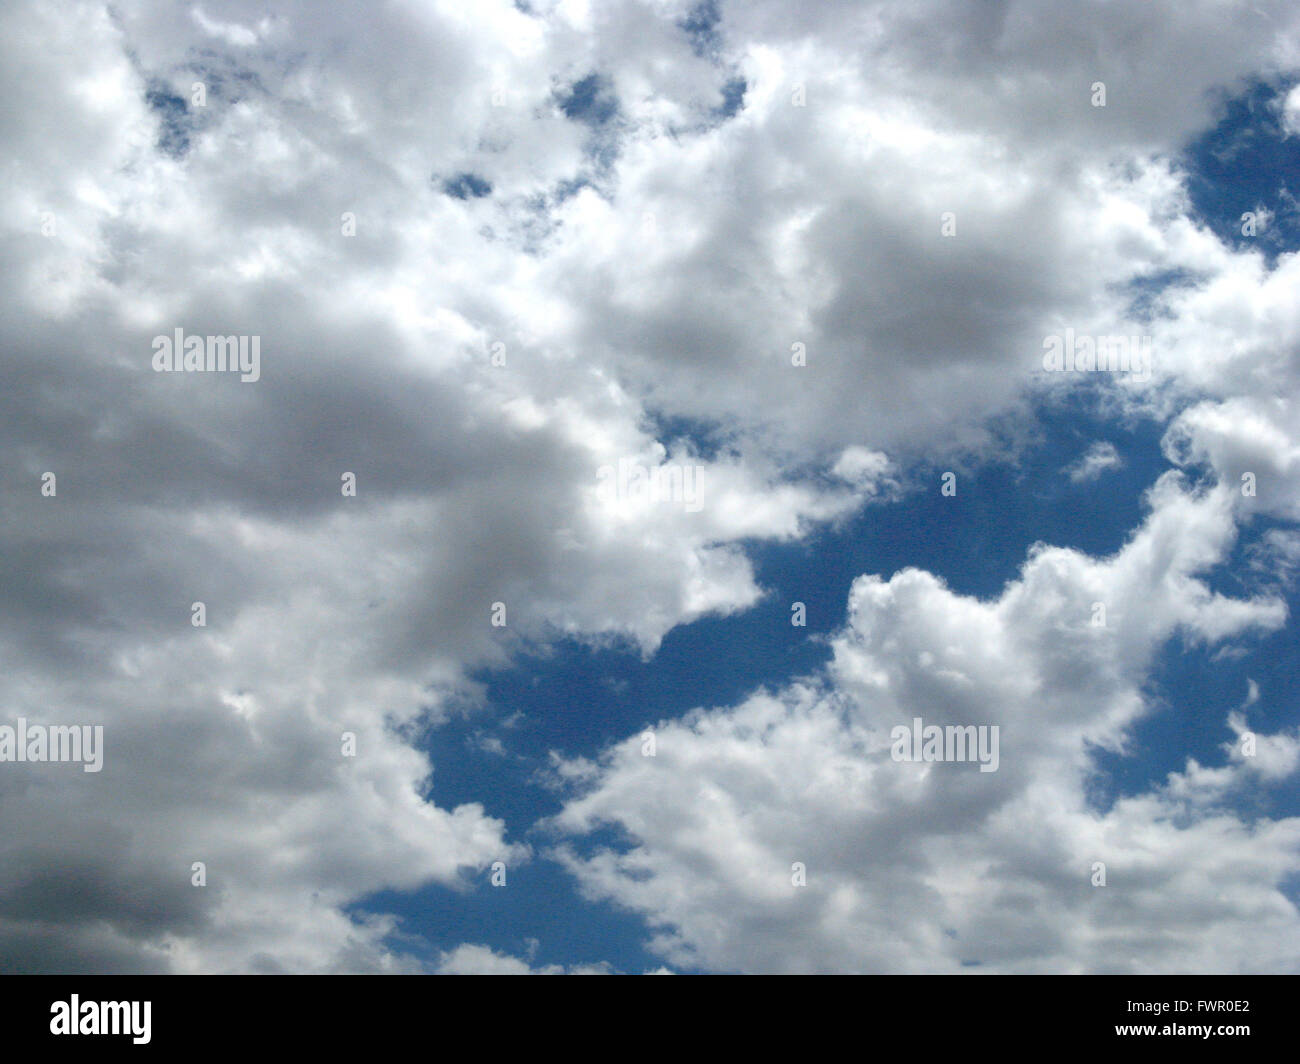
left=1181, top=78, right=1300, bottom=262
left=441, top=172, right=493, bottom=199
left=144, top=80, right=192, bottom=159
left=558, top=73, right=619, bottom=128
left=715, top=76, right=747, bottom=120
left=1087, top=598, right=1300, bottom=821
left=347, top=859, right=671, bottom=974
left=554, top=73, right=624, bottom=174
left=679, top=0, right=723, bottom=61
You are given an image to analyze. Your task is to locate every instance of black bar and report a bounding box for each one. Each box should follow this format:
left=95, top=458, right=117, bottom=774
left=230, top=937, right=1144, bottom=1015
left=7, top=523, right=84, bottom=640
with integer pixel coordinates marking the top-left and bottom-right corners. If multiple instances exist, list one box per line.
left=1, top=974, right=1290, bottom=1052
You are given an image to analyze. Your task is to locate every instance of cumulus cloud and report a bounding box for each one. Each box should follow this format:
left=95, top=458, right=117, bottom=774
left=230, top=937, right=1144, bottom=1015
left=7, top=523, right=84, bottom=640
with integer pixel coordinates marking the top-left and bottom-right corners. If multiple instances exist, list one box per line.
left=0, top=0, right=880, bottom=971
left=433, top=943, right=615, bottom=975
left=1, top=0, right=1299, bottom=973
left=552, top=477, right=1298, bottom=972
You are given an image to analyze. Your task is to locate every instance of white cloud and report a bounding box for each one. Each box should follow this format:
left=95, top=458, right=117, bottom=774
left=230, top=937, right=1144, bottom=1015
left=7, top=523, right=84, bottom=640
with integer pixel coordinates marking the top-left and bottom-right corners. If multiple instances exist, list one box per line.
left=0, top=0, right=880, bottom=970
left=1066, top=441, right=1123, bottom=483
left=433, top=943, right=614, bottom=974
left=1282, top=82, right=1300, bottom=136
left=1, top=0, right=1299, bottom=973
left=552, top=477, right=1299, bottom=972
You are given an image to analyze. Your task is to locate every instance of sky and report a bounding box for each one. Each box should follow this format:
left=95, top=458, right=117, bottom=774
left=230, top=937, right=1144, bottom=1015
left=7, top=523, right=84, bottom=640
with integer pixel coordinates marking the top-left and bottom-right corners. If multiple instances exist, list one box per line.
left=1, top=0, right=1299, bottom=974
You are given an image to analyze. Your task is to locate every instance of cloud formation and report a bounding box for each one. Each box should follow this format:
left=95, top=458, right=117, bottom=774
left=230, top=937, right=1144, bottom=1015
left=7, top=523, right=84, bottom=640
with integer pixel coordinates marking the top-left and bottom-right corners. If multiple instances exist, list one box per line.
left=1, top=0, right=1297, bottom=972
